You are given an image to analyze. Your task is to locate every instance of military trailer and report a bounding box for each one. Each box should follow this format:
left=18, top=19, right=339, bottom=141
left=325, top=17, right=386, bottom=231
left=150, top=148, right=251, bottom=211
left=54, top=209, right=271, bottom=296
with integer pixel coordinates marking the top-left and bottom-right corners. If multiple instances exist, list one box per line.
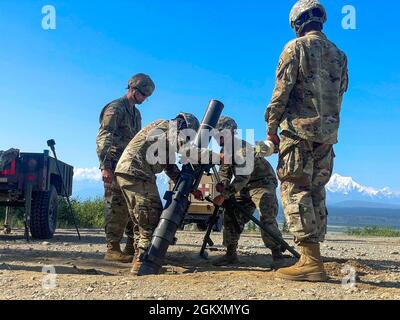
left=0, top=148, right=74, bottom=239
left=169, top=175, right=223, bottom=232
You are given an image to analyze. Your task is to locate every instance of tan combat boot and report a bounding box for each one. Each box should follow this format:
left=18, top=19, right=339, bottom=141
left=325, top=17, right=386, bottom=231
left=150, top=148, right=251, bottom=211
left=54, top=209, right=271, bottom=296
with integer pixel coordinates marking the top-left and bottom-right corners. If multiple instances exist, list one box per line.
left=122, top=237, right=135, bottom=256
left=104, top=242, right=133, bottom=263
left=130, top=249, right=146, bottom=275
left=212, top=246, right=239, bottom=266
left=275, top=243, right=328, bottom=282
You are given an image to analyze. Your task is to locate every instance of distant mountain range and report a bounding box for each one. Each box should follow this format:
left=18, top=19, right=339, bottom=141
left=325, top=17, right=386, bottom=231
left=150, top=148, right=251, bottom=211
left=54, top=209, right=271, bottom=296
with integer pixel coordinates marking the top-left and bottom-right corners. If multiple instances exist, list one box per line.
left=73, top=169, right=400, bottom=207
left=72, top=168, right=400, bottom=228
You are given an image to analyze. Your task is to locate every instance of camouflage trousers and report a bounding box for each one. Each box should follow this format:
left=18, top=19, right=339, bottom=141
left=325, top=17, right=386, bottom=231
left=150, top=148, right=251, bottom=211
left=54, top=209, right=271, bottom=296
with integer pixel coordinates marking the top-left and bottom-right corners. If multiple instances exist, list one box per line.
left=277, top=132, right=334, bottom=244
left=223, top=183, right=282, bottom=250
left=104, top=174, right=136, bottom=245
left=116, top=174, right=163, bottom=251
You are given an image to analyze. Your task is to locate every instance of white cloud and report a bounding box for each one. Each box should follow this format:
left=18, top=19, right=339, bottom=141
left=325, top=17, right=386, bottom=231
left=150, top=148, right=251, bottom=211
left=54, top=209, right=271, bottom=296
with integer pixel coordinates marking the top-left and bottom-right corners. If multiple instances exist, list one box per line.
left=73, top=168, right=171, bottom=185
left=74, top=167, right=102, bottom=182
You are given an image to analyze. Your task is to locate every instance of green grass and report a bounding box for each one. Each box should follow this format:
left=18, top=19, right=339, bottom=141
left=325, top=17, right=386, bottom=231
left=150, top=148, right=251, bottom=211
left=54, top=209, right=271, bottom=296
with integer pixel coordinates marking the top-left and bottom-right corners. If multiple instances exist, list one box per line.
left=0, top=197, right=105, bottom=229
left=244, top=221, right=257, bottom=233
left=57, top=197, right=105, bottom=228
left=4, top=199, right=398, bottom=238
left=345, top=226, right=400, bottom=237
left=0, top=207, right=25, bottom=228
left=243, top=220, right=290, bottom=234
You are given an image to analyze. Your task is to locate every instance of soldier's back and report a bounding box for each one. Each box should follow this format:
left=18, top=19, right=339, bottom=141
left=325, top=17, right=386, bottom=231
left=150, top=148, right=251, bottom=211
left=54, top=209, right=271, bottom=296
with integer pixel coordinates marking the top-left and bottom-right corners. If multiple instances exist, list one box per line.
left=115, top=119, right=168, bottom=179
left=282, top=31, right=348, bottom=144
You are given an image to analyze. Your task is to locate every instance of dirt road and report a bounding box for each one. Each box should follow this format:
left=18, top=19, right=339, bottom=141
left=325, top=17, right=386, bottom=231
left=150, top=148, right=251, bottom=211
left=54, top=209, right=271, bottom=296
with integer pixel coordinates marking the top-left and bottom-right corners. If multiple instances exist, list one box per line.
left=1, top=229, right=399, bottom=300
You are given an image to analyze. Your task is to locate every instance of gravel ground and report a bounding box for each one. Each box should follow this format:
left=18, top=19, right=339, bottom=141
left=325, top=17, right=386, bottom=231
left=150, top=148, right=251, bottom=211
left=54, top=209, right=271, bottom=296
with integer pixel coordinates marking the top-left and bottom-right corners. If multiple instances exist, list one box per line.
left=0, top=229, right=399, bottom=300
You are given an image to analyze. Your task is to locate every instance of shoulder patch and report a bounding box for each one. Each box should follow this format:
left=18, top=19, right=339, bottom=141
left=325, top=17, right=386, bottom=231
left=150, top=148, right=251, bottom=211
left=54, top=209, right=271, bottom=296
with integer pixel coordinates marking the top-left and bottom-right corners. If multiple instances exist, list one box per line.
left=277, top=58, right=284, bottom=70
left=277, top=40, right=298, bottom=72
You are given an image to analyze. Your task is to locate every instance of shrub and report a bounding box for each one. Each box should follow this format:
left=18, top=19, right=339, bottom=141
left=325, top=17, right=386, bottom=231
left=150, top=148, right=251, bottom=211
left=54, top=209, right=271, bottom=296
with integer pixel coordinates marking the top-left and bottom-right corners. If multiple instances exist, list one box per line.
left=345, top=226, right=400, bottom=237
left=0, top=197, right=105, bottom=229
left=57, top=197, right=105, bottom=228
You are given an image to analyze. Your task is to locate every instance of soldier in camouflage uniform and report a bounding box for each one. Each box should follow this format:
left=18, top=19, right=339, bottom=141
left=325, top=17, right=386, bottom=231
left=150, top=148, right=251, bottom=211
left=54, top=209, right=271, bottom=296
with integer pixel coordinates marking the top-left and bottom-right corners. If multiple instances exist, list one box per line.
left=96, top=73, right=155, bottom=263
left=212, top=116, right=285, bottom=267
left=265, top=0, right=349, bottom=281
left=115, top=113, right=208, bottom=274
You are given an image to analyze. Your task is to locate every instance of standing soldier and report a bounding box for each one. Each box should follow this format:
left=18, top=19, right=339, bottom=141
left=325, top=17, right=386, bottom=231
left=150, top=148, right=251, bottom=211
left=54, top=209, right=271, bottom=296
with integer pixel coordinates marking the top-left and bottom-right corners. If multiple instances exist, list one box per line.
left=212, top=116, right=285, bottom=267
left=96, top=73, right=155, bottom=263
left=265, top=0, right=349, bottom=281
left=115, top=113, right=206, bottom=274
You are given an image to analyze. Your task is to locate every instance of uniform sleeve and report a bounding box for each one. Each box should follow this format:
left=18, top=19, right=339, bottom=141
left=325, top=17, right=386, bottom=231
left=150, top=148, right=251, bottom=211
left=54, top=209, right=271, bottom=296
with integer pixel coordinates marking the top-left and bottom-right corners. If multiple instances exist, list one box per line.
left=265, top=41, right=300, bottom=135
left=134, top=107, right=142, bottom=135
left=218, top=165, right=236, bottom=199
left=96, top=104, right=121, bottom=170
left=219, top=164, right=233, bottom=185
left=219, top=146, right=252, bottom=198
left=340, top=55, right=349, bottom=97
left=337, top=54, right=349, bottom=110
left=155, top=130, right=181, bottom=184
left=228, top=146, right=252, bottom=195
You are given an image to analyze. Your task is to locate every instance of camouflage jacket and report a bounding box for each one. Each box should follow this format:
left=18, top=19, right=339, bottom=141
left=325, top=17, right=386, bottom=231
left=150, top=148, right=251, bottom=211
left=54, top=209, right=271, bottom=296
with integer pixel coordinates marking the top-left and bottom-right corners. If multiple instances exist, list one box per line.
left=219, top=140, right=278, bottom=198
left=265, top=31, right=349, bottom=144
left=115, top=120, right=180, bottom=183
left=115, top=119, right=220, bottom=184
left=96, top=96, right=142, bottom=171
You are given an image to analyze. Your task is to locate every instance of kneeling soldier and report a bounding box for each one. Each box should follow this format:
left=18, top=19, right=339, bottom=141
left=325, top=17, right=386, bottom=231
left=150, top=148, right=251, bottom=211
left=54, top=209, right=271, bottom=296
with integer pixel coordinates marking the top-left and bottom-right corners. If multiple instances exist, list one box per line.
left=115, top=113, right=208, bottom=274
left=212, top=116, right=285, bottom=267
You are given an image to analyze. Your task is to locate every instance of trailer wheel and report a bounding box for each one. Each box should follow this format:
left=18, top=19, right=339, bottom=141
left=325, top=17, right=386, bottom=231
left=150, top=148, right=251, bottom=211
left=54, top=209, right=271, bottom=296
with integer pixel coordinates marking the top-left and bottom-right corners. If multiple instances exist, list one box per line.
left=30, top=185, right=58, bottom=239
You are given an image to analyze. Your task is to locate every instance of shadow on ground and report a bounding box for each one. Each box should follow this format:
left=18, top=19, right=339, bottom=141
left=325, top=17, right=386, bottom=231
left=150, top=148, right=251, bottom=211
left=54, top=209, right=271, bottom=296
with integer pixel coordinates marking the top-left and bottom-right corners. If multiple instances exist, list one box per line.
left=0, top=229, right=105, bottom=245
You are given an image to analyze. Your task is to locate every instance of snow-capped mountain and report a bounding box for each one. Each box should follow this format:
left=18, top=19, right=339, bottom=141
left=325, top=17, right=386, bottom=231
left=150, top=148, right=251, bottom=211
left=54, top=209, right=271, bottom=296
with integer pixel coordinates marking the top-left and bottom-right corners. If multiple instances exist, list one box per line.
left=326, top=174, right=400, bottom=205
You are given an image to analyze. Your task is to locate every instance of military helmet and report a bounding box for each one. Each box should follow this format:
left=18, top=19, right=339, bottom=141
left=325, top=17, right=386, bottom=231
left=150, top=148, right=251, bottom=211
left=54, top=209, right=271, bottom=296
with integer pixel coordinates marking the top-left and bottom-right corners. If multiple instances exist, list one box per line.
left=127, top=73, right=155, bottom=96
left=217, top=116, right=238, bottom=131
left=289, top=0, right=327, bottom=35
left=175, top=112, right=200, bottom=132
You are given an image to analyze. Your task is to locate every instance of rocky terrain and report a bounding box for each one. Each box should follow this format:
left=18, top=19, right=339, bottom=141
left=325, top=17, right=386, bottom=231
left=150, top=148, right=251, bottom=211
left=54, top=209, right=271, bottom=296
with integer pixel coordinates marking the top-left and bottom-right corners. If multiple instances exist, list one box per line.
left=0, top=229, right=399, bottom=300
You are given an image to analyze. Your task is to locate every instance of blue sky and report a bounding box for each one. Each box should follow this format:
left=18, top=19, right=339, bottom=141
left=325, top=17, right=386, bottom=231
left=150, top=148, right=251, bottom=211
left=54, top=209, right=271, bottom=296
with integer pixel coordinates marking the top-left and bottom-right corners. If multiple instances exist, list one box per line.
left=0, top=0, right=399, bottom=191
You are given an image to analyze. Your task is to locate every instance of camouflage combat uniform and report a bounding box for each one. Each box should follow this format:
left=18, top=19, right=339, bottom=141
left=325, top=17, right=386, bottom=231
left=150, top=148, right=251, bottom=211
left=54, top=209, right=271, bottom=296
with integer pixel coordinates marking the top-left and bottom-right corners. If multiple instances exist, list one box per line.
left=115, top=117, right=217, bottom=254
left=96, top=96, right=141, bottom=245
left=115, top=120, right=181, bottom=252
left=219, top=141, right=281, bottom=251
left=265, top=31, right=349, bottom=244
